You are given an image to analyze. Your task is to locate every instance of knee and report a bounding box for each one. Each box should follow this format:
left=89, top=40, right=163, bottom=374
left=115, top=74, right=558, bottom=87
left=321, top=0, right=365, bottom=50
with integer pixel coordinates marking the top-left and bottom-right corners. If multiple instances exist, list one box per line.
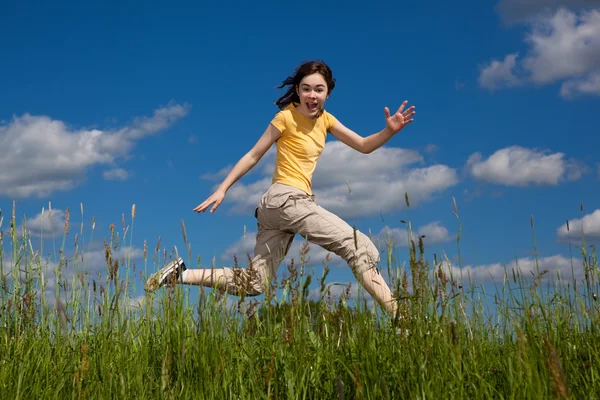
left=347, top=231, right=380, bottom=275
left=225, top=258, right=271, bottom=296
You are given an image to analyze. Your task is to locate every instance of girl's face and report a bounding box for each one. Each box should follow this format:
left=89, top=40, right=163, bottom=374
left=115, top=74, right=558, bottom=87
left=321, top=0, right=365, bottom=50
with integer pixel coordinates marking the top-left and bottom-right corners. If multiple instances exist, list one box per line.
left=295, top=73, right=329, bottom=119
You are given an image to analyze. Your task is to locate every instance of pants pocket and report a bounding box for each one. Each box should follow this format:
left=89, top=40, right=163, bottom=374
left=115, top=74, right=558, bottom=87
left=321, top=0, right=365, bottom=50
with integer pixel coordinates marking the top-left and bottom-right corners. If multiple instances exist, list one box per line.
left=263, top=184, right=301, bottom=209
left=259, top=184, right=312, bottom=227
left=265, top=192, right=292, bottom=209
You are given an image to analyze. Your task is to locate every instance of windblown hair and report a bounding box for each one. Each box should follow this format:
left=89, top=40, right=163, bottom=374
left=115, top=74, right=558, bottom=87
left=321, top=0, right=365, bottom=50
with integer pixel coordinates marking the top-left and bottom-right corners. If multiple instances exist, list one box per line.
left=275, top=60, right=336, bottom=110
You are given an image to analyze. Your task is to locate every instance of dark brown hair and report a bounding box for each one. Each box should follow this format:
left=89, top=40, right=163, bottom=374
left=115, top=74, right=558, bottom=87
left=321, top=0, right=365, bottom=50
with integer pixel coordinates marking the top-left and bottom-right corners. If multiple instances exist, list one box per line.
left=275, top=60, right=336, bottom=109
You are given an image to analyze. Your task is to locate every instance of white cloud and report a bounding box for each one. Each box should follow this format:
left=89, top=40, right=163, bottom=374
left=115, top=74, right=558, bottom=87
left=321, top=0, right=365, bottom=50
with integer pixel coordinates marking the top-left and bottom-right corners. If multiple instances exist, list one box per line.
left=560, top=71, right=600, bottom=97
left=0, top=102, right=190, bottom=198
left=306, top=168, right=459, bottom=219
left=523, top=9, right=600, bottom=85
left=21, top=207, right=66, bottom=238
left=466, top=145, right=585, bottom=186
left=376, top=221, right=453, bottom=248
left=221, top=231, right=259, bottom=263
left=440, top=254, right=582, bottom=284
left=557, top=209, right=600, bottom=241
left=311, top=142, right=425, bottom=187
left=224, top=177, right=273, bottom=214
left=220, top=141, right=458, bottom=219
left=480, top=8, right=600, bottom=97
left=418, top=221, right=454, bottom=244
left=377, top=227, right=410, bottom=248
left=200, top=165, right=233, bottom=182
left=478, top=53, right=523, bottom=90
left=103, top=168, right=130, bottom=181
left=114, top=102, right=190, bottom=140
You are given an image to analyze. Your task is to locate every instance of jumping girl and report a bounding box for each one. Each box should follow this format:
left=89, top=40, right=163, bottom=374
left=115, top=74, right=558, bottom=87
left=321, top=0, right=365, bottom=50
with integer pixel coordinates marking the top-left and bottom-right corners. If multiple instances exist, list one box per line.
left=145, top=60, right=415, bottom=316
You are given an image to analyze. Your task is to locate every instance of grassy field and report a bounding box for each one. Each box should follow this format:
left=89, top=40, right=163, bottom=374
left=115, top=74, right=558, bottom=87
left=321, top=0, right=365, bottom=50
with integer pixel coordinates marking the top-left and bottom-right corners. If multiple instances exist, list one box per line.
left=1, top=200, right=600, bottom=399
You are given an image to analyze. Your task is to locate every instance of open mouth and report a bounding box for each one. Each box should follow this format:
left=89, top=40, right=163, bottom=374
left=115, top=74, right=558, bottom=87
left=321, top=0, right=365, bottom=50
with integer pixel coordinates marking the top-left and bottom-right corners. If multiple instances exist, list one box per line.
left=307, top=102, right=318, bottom=112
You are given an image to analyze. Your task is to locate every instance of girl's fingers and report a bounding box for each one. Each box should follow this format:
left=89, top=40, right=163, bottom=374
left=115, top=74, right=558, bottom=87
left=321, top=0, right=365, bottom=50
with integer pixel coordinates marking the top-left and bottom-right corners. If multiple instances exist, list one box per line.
left=402, top=107, right=415, bottom=117
left=194, top=199, right=212, bottom=212
left=397, top=101, right=408, bottom=114
left=210, top=199, right=223, bottom=213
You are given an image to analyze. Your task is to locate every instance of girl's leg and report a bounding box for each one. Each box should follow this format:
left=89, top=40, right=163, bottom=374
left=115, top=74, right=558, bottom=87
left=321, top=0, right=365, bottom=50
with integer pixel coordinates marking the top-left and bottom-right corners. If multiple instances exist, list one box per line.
left=353, top=261, right=399, bottom=316
left=144, top=227, right=294, bottom=297
left=145, top=184, right=298, bottom=296
left=182, top=227, right=294, bottom=296
left=272, top=193, right=399, bottom=316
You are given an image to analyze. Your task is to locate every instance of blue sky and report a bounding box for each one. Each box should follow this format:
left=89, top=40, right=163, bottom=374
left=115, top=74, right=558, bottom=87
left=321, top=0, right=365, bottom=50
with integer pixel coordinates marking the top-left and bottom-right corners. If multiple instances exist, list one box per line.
left=1, top=0, right=599, bottom=310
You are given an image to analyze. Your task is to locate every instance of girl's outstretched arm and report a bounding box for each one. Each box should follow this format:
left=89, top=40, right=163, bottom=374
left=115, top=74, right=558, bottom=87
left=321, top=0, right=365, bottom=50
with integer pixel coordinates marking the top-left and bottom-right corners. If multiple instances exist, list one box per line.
left=329, top=100, right=415, bottom=154
left=193, top=124, right=282, bottom=213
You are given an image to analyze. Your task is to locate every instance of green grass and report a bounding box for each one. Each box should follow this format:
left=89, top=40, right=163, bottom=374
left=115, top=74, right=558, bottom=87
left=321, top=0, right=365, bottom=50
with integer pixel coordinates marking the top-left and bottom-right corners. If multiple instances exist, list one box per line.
left=1, top=200, right=600, bottom=399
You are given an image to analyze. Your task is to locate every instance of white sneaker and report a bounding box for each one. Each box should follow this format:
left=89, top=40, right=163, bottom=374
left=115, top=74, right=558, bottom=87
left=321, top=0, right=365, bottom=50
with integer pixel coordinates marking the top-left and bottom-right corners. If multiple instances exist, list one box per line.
left=144, top=257, right=187, bottom=292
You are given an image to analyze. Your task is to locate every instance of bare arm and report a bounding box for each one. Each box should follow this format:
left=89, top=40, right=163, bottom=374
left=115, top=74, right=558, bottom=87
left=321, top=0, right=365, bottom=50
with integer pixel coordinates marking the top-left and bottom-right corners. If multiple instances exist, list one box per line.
left=193, top=123, right=281, bottom=213
left=216, top=124, right=280, bottom=193
left=329, top=101, right=415, bottom=154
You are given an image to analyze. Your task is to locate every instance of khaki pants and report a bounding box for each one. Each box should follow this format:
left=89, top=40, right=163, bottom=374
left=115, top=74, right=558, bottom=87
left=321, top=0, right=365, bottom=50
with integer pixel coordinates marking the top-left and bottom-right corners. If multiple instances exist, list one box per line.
left=209, top=183, right=398, bottom=315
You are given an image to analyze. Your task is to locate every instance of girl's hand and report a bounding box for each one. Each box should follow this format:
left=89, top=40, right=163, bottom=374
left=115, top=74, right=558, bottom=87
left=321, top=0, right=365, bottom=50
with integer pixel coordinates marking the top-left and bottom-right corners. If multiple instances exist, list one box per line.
left=384, top=101, right=415, bottom=134
left=193, top=189, right=226, bottom=213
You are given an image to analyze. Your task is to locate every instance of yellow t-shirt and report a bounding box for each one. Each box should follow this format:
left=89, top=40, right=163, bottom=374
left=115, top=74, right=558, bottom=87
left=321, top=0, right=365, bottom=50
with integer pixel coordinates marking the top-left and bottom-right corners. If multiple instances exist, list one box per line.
left=269, top=103, right=338, bottom=195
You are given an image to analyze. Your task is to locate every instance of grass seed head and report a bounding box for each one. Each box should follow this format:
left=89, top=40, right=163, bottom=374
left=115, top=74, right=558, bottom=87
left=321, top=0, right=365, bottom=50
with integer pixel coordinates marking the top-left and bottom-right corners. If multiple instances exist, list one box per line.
left=453, top=197, right=459, bottom=218
left=543, top=337, right=569, bottom=400
left=181, top=219, right=188, bottom=246
left=64, top=208, right=70, bottom=235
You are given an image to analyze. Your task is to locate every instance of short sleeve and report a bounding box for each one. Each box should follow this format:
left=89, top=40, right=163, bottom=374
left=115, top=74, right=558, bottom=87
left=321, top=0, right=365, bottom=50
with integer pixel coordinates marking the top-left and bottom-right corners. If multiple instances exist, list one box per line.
left=324, top=111, right=338, bottom=132
left=270, top=111, right=287, bottom=133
